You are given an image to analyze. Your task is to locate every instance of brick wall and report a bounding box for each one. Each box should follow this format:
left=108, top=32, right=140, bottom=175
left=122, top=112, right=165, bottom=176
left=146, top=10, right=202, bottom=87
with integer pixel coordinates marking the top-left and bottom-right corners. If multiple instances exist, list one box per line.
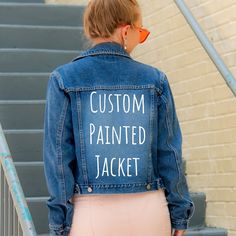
left=47, top=0, right=236, bottom=235
left=135, top=1, right=236, bottom=235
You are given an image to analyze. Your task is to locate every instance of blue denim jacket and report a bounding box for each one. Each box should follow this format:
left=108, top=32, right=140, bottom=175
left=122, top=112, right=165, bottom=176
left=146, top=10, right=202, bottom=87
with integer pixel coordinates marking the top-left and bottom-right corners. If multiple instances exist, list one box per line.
left=43, top=42, right=195, bottom=235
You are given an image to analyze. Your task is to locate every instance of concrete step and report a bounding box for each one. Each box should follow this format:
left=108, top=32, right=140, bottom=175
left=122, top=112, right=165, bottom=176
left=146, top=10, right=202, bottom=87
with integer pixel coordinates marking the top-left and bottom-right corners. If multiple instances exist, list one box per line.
left=27, top=197, right=49, bottom=235
left=0, top=3, right=84, bottom=26
left=182, top=161, right=206, bottom=228
left=0, top=73, right=49, bottom=100
left=188, top=192, right=205, bottom=228
left=0, top=25, right=87, bottom=50
left=4, top=130, right=43, bottom=162
left=186, top=227, right=227, bottom=236
left=15, top=162, right=48, bottom=197
left=0, top=101, right=45, bottom=130
left=0, top=49, right=79, bottom=72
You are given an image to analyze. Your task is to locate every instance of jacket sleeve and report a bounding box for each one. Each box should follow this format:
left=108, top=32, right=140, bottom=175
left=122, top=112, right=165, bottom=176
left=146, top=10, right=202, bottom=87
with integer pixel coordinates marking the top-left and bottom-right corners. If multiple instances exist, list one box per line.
left=43, top=70, right=76, bottom=236
left=156, top=74, right=195, bottom=230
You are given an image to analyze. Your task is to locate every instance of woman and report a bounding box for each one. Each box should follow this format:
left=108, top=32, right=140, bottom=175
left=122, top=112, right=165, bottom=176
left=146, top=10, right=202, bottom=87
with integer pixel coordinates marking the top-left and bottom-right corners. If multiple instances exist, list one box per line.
left=43, top=0, right=195, bottom=236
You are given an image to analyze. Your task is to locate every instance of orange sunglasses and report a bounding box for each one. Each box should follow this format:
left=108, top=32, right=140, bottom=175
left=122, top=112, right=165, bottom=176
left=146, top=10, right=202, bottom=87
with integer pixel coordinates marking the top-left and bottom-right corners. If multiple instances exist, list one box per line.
left=119, top=24, right=150, bottom=44
left=133, top=26, right=150, bottom=43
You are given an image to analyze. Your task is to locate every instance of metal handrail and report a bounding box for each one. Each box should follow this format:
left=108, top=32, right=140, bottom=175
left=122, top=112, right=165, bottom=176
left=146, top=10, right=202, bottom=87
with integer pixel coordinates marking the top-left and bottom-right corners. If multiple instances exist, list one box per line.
left=0, top=122, right=37, bottom=236
left=174, top=0, right=236, bottom=97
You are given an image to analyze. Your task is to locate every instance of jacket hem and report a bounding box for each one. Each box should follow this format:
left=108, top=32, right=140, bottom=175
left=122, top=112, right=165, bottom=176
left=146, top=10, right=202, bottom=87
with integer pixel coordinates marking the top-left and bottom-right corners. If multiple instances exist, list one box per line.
left=49, top=224, right=71, bottom=236
left=171, top=219, right=190, bottom=230
left=74, top=179, right=166, bottom=195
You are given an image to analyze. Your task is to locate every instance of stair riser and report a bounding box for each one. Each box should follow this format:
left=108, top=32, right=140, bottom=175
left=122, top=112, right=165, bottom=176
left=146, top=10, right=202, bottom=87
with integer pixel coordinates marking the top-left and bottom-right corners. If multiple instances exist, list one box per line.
left=0, top=51, right=79, bottom=72
left=0, top=75, right=49, bottom=100
left=16, top=164, right=48, bottom=197
left=4, top=132, right=43, bottom=162
left=185, top=228, right=227, bottom=236
left=0, top=26, right=86, bottom=50
left=0, top=4, right=84, bottom=26
left=0, top=103, right=45, bottom=129
left=27, top=200, right=49, bottom=235
left=188, top=192, right=206, bottom=228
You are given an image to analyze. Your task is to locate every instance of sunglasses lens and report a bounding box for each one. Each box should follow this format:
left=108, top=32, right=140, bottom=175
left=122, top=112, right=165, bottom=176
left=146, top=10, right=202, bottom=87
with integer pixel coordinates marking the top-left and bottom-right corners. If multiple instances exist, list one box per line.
left=139, top=29, right=150, bottom=43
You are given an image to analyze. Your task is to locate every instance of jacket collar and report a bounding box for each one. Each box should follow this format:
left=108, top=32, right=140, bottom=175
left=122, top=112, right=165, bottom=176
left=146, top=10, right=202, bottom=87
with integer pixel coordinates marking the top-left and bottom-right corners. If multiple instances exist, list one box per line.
left=72, top=42, right=132, bottom=62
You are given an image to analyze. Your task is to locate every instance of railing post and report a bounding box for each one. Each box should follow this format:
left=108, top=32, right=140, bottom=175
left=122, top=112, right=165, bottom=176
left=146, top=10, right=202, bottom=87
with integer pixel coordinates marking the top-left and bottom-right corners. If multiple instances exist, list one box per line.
left=0, top=123, right=37, bottom=236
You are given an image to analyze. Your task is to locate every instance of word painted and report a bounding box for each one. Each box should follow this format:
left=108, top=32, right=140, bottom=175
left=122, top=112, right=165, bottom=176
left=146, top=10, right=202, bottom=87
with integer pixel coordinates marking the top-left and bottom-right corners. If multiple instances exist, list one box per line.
left=90, top=124, right=146, bottom=145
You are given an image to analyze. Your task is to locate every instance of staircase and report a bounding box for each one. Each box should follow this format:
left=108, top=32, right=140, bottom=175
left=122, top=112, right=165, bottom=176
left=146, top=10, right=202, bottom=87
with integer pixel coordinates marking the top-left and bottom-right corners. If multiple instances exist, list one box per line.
left=183, top=163, right=227, bottom=235
left=0, top=0, right=227, bottom=235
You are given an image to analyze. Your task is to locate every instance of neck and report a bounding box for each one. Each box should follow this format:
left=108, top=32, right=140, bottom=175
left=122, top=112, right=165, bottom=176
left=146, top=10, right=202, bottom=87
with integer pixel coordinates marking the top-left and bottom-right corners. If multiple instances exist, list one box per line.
left=91, top=38, right=122, bottom=47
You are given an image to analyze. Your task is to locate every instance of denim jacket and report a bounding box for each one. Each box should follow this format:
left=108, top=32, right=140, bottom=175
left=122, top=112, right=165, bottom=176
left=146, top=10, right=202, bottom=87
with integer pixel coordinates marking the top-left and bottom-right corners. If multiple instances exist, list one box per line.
left=43, top=42, right=195, bottom=235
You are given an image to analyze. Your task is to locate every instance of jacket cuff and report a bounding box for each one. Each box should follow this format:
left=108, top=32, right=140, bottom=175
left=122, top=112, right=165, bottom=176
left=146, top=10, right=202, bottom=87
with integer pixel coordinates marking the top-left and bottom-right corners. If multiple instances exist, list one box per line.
left=171, top=218, right=190, bottom=230
left=49, top=224, right=71, bottom=236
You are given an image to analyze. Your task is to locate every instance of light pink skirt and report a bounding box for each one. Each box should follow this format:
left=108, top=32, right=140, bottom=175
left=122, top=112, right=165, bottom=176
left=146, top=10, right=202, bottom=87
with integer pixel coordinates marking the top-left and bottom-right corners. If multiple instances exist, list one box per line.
left=69, top=189, right=172, bottom=236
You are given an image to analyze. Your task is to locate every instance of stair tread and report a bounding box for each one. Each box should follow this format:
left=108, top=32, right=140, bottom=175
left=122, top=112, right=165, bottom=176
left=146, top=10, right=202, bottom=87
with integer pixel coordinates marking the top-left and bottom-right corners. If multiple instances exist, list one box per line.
left=0, top=3, right=83, bottom=7
left=0, top=74, right=49, bottom=100
left=0, top=100, right=46, bottom=104
left=186, top=227, right=227, bottom=236
left=0, top=24, right=82, bottom=29
left=15, top=164, right=48, bottom=197
left=188, top=227, right=227, bottom=232
left=27, top=197, right=48, bottom=201
left=0, top=48, right=80, bottom=53
left=14, top=161, right=44, bottom=165
left=0, top=49, right=80, bottom=72
left=0, top=103, right=45, bottom=129
left=3, top=129, right=43, bottom=133
left=0, top=2, right=82, bottom=7
left=0, top=2, right=44, bottom=3
left=0, top=72, right=49, bottom=76
left=0, top=3, right=84, bottom=27
left=0, top=25, right=86, bottom=50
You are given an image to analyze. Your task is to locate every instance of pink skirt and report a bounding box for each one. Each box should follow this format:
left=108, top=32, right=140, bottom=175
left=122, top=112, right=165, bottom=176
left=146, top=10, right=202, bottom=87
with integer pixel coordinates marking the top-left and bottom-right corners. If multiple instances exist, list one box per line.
left=69, top=189, right=172, bottom=236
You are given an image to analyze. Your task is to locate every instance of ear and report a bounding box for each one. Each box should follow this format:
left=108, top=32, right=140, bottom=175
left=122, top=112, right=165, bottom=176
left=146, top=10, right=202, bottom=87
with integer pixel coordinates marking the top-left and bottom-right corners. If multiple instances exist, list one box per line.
left=121, top=25, right=130, bottom=40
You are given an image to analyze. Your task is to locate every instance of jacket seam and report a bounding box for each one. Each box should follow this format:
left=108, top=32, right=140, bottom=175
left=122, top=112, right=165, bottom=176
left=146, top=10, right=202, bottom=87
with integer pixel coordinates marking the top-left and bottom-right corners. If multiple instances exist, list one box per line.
left=76, top=91, right=89, bottom=186
left=72, top=50, right=132, bottom=62
left=161, top=87, right=184, bottom=215
left=56, top=92, right=69, bottom=205
left=163, top=79, right=195, bottom=217
left=148, top=89, right=155, bottom=183
left=162, top=83, right=195, bottom=222
left=64, top=84, right=158, bottom=93
left=166, top=102, right=183, bottom=199
left=162, top=83, right=183, bottom=196
left=55, top=70, right=162, bottom=95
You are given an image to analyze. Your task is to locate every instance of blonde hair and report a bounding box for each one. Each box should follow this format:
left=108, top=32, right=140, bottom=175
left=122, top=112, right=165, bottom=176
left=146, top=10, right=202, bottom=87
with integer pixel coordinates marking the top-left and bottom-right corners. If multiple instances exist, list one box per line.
left=83, top=0, right=140, bottom=40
